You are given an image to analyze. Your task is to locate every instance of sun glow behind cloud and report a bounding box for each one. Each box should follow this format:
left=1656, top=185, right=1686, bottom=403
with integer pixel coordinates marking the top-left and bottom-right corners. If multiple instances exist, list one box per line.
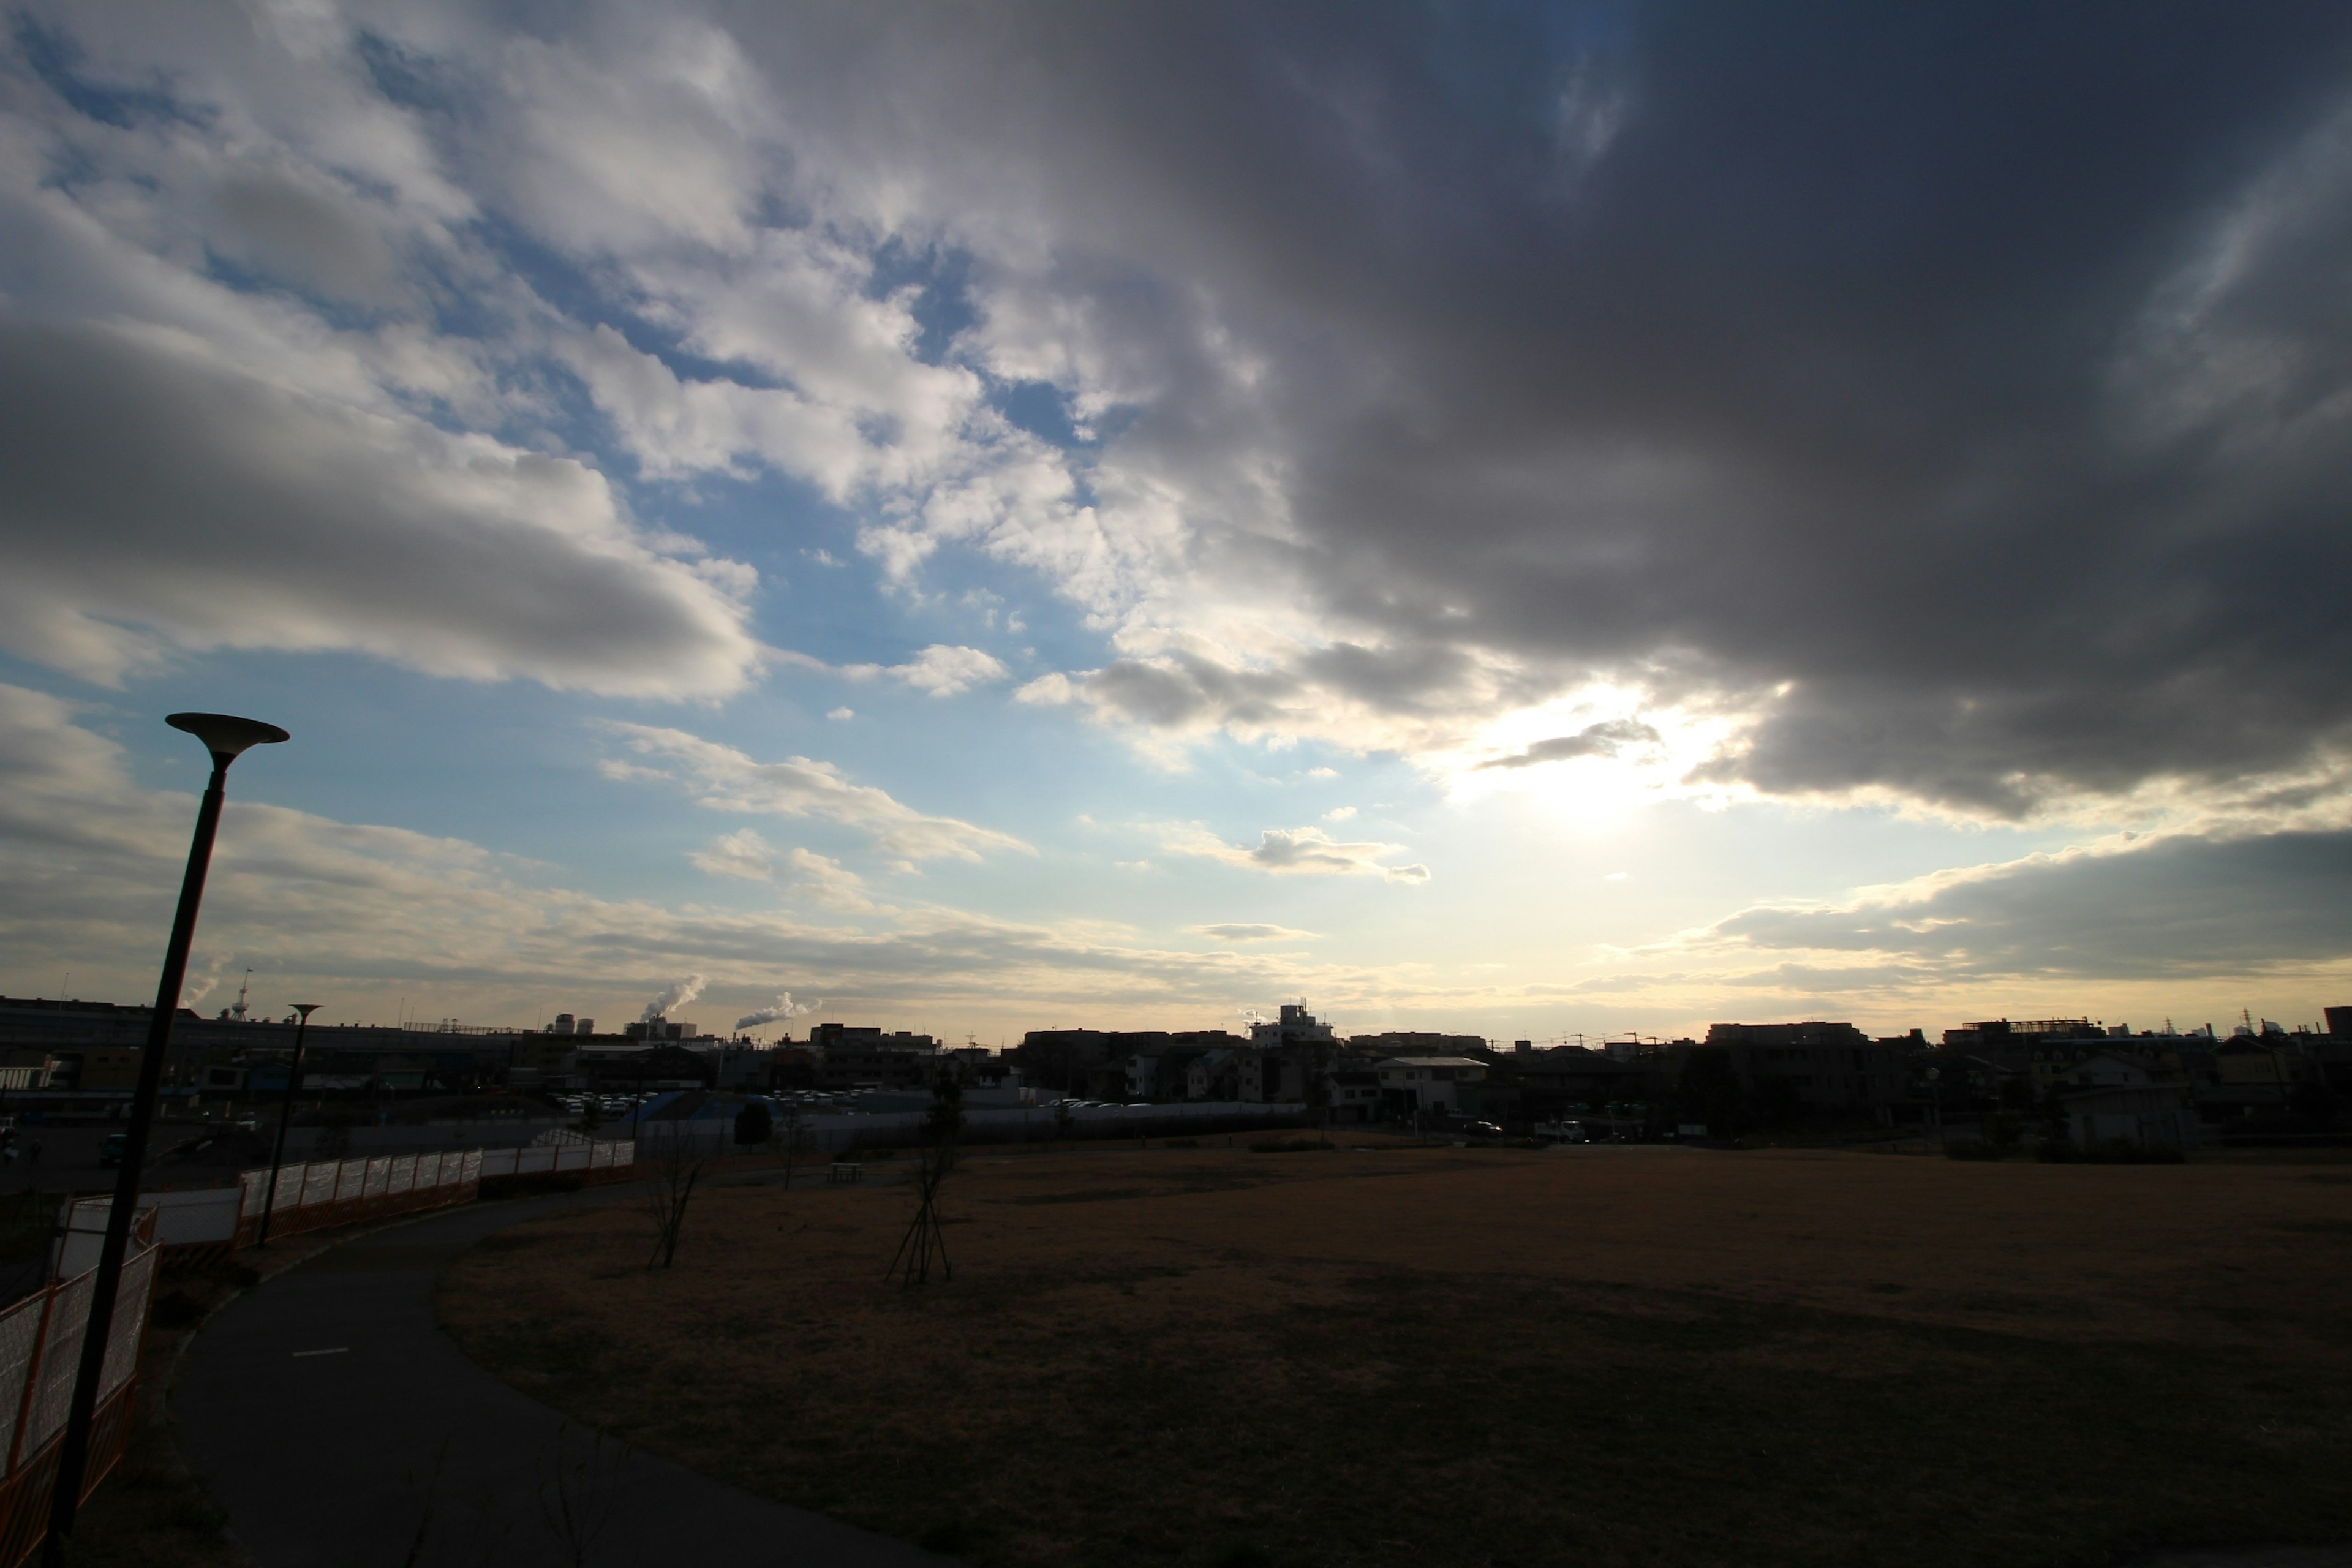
left=1442, top=687, right=1744, bottom=827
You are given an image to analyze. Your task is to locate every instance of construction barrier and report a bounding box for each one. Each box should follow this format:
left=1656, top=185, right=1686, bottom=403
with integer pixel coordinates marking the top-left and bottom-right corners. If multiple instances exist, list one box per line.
left=0, top=1221, right=159, bottom=1567
left=470, top=1137, right=638, bottom=1185
left=230, top=1148, right=485, bottom=1246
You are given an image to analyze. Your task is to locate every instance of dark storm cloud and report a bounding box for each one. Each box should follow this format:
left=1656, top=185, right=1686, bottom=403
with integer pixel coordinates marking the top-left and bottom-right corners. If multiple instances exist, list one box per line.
left=1712, top=830, right=2352, bottom=981
left=0, top=321, right=758, bottom=693
left=727, top=1, right=2352, bottom=812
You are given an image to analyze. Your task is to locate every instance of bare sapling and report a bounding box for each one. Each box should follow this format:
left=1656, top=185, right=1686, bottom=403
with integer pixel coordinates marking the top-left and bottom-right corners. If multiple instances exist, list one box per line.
left=537, top=1420, right=631, bottom=1567
left=772, top=1099, right=813, bottom=1189
left=639, top=1121, right=707, bottom=1270
left=886, top=1071, right=963, bottom=1288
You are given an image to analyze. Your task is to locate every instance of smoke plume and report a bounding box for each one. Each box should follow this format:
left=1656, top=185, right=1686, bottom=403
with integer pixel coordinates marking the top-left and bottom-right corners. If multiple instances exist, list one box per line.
left=640, top=973, right=707, bottom=1023
left=736, top=992, right=820, bottom=1030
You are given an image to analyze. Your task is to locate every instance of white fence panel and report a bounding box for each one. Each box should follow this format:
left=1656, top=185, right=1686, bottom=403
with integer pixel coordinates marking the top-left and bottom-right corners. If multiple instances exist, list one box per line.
left=22, top=1270, right=91, bottom=1456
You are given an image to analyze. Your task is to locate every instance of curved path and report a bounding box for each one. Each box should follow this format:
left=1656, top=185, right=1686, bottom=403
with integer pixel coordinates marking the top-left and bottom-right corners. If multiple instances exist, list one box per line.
left=175, top=1191, right=957, bottom=1567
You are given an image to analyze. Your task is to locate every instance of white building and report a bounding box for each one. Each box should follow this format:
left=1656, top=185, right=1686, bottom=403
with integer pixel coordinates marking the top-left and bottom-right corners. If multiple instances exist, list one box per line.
left=1375, top=1056, right=1488, bottom=1117
left=2059, top=1053, right=2199, bottom=1150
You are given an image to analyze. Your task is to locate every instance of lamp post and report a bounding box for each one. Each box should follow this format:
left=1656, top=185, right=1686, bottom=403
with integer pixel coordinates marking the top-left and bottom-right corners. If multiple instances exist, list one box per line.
left=256, top=1005, right=321, bottom=1248
left=43, top=712, right=287, bottom=1564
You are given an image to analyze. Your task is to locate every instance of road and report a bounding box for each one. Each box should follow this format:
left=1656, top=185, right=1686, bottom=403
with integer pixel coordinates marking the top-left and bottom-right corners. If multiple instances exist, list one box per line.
left=175, top=1189, right=960, bottom=1567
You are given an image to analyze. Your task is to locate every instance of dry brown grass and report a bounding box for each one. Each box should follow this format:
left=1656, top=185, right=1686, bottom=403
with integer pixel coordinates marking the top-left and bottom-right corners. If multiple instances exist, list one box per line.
left=439, top=1145, right=2352, bottom=1568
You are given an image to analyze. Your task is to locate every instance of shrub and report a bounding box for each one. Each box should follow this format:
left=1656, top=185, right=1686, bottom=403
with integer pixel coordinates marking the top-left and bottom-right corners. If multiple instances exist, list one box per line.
left=734, top=1101, right=774, bottom=1146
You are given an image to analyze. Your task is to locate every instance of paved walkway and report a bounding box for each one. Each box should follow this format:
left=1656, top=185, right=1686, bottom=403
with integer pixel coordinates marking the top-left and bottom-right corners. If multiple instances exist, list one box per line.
left=175, top=1192, right=959, bottom=1567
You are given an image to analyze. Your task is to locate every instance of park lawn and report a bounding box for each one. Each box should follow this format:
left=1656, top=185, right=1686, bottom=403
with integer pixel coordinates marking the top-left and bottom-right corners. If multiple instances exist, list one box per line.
left=438, top=1146, right=2352, bottom=1568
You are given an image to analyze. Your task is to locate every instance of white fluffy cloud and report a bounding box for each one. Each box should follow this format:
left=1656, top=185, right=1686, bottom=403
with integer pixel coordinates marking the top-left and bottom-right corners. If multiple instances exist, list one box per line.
left=845, top=644, right=1010, bottom=698
left=598, top=722, right=1028, bottom=864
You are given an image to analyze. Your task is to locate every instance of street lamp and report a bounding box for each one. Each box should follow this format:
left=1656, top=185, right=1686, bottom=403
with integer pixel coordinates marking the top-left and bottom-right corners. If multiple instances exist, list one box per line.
left=43, top=712, right=287, bottom=1564
left=256, top=1005, right=321, bottom=1248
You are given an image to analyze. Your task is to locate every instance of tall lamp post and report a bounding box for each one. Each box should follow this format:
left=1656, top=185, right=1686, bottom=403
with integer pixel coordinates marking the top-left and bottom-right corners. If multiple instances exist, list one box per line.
left=256, top=1004, right=321, bottom=1248
left=43, top=712, right=287, bottom=1564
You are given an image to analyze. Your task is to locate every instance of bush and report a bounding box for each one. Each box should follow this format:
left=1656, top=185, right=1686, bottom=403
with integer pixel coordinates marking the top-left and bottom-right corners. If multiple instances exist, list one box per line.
left=1250, top=1137, right=1334, bottom=1154
left=734, top=1101, right=773, bottom=1147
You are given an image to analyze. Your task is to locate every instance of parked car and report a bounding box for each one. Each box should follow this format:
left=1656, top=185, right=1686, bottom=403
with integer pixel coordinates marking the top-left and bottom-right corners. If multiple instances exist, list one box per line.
left=98, top=1132, right=128, bottom=1167
left=1461, top=1121, right=1505, bottom=1139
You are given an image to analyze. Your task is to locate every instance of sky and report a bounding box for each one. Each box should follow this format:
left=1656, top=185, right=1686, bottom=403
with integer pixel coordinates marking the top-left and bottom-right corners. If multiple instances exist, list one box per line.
left=1, top=1, right=2349, bottom=1046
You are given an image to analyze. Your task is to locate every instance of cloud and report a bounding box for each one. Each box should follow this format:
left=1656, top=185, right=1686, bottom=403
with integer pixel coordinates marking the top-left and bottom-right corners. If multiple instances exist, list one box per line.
left=1700, top=830, right=2352, bottom=983
left=598, top=722, right=1029, bottom=863
left=1189, top=923, right=1319, bottom=943
left=827, top=707, right=854, bottom=721
left=1322, top=806, right=1357, bottom=821
left=689, top=828, right=781, bottom=882
left=0, top=683, right=1468, bottom=1025
left=1478, top=719, right=1662, bottom=771
left=0, top=323, right=760, bottom=696
left=845, top=645, right=1010, bottom=698
left=706, top=5, right=2352, bottom=819
left=779, top=848, right=878, bottom=913
left=1162, top=823, right=1430, bottom=884
left=12, top=4, right=2352, bottom=836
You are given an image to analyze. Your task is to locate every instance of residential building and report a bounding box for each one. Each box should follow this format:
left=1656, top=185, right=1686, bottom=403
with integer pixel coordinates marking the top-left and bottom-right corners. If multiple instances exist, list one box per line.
left=2059, top=1054, right=2198, bottom=1150
left=1012, top=1028, right=1245, bottom=1095
left=1327, top=1069, right=1382, bottom=1123
left=1237, top=1047, right=1307, bottom=1104
left=1186, top=1049, right=1240, bottom=1101
left=1346, top=1031, right=1487, bottom=1058
left=1705, top=1022, right=1907, bottom=1118
left=1514, top=1046, right=1665, bottom=1118
left=1251, top=1003, right=1336, bottom=1051
left=1376, top=1056, right=1488, bottom=1118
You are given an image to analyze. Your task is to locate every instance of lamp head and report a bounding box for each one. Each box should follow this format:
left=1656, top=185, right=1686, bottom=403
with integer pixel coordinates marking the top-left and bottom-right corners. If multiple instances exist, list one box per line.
left=166, top=713, right=290, bottom=767
left=293, top=1004, right=321, bottom=1020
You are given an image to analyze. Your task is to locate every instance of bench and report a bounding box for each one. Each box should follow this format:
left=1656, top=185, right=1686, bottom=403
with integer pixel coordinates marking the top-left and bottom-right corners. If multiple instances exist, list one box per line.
left=828, top=1163, right=862, bottom=1185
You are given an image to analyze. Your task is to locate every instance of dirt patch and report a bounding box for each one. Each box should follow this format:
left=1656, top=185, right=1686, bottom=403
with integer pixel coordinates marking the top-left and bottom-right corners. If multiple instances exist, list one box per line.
left=441, top=1147, right=2352, bottom=1568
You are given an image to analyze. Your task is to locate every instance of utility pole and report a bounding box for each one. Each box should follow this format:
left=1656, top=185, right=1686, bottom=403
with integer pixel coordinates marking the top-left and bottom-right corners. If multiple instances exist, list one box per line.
left=255, top=1005, right=320, bottom=1247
